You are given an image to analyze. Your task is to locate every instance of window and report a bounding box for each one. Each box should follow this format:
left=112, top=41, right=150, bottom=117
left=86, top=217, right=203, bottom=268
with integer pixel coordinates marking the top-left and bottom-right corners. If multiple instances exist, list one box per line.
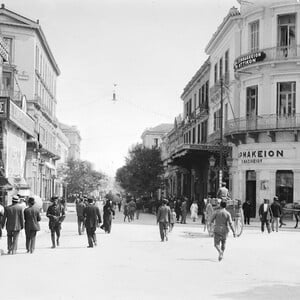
left=225, top=50, right=229, bottom=82
left=276, top=170, right=293, bottom=203
left=219, top=57, right=223, bottom=80
left=214, top=63, right=218, bottom=83
left=205, top=81, right=209, bottom=105
left=201, top=120, right=208, bottom=143
left=154, top=138, right=159, bottom=148
left=198, top=88, right=202, bottom=107
left=2, top=72, right=12, bottom=91
left=192, top=127, right=196, bottom=144
left=213, top=109, right=221, bottom=131
left=188, top=131, right=191, bottom=143
left=197, top=124, right=201, bottom=143
left=194, top=93, right=197, bottom=110
left=201, top=85, right=205, bottom=106
left=277, top=82, right=296, bottom=116
left=249, top=21, right=259, bottom=52
left=278, top=14, right=296, bottom=57
left=3, top=37, right=12, bottom=63
left=246, top=85, right=258, bottom=118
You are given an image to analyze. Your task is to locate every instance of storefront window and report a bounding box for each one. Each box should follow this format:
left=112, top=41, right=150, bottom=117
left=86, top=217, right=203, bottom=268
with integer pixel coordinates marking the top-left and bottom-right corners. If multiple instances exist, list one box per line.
left=276, top=170, right=293, bottom=204
left=277, top=82, right=296, bottom=116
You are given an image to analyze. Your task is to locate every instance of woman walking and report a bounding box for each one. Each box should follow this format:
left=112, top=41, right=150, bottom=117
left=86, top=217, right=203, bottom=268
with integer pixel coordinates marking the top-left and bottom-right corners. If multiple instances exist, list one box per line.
left=101, top=200, right=115, bottom=233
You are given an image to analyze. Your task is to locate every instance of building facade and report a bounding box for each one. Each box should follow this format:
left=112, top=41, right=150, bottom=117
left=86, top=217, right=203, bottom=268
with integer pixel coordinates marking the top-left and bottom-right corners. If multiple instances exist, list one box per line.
left=59, top=123, right=81, bottom=160
left=141, top=123, right=173, bottom=149
left=0, top=5, right=60, bottom=202
left=226, top=0, right=300, bottom=216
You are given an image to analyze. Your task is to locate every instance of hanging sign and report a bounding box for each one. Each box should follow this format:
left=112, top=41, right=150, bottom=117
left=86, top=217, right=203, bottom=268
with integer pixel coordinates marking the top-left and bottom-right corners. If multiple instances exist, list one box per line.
left=234, top=51, right=266, bottom=70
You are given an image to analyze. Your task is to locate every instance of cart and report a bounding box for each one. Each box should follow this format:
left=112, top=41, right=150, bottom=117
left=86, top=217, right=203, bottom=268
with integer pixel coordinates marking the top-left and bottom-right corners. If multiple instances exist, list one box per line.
left=282, top=202, right=300, bottom=228
left=206, top=198, right=243, bottom=237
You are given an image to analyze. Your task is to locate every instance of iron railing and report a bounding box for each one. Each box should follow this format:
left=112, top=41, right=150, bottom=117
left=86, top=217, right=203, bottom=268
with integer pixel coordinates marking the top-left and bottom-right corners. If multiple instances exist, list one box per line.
left=0, top=89, right=21, bottom=101
left=225, top=114, right=300, bottom=135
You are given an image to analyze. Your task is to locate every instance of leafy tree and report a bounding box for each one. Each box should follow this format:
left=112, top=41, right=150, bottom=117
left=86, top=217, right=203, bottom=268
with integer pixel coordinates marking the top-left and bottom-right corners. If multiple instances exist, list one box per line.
left=115, top=144, right=164, bottom=197
left=58, top=159, right=106, bottom=198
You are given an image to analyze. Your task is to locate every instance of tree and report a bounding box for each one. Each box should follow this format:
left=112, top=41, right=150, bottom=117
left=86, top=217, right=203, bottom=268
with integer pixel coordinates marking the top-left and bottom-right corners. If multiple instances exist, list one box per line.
left=115, top=144, right=164, bottom=197
left=58, top=159, right=106, bottom=199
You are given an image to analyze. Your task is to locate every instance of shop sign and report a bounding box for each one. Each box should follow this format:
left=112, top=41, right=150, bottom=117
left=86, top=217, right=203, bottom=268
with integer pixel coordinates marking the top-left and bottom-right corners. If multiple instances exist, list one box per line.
left=234, top=51, right=266, bottom=70
left=239, top=149, right=285, bottom=164
left=0, top=36, right=8, bottom=62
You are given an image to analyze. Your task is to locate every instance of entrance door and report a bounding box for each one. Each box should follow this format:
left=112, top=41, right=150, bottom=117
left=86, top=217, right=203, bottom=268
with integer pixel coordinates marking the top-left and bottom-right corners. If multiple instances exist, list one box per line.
left=246, top=170, right=256, bottom=218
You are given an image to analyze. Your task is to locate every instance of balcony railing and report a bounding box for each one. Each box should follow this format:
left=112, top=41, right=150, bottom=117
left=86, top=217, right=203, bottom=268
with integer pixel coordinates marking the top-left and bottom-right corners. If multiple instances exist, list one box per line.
left=225, top=114, right=300, bottom=135
left=235, top=45, right=300, bottom=71
left=0, top=89, right=21, bottom=101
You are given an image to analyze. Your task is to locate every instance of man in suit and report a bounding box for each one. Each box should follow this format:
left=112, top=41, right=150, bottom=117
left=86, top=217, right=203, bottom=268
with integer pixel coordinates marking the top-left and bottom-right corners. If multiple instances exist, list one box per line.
left=83, top=198, right=102, bottom=248
left=24, top=197, right=41, bottom=253
left=259, top=199, right=273, bottom=233
left=2, top=195, right=24, bottom=254
left=270, top=196, right=282, bottom=232
left=46, top=196, right=65, bottom=248
left=75, top=197, right=86, bottom=235
left=242, top=200, right=252, bottom=225
left=156, top=199, right=171, bottom=242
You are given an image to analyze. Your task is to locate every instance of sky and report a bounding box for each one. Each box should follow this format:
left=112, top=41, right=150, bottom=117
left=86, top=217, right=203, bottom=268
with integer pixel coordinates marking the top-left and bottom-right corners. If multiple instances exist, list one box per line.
left=5, top=0, right=238, bottom=176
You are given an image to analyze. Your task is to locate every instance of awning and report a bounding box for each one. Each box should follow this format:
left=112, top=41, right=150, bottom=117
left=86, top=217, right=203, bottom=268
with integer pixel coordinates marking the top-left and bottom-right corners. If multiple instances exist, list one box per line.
left=45, top=162, right=56, bottom=170
left=8, top=177, right=30, bottom=190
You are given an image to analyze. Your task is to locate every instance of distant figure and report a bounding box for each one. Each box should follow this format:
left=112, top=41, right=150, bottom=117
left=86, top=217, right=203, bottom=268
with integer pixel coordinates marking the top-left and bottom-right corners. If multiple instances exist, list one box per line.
left=24, top=197, right=41, bottom=253
left=210, top=201, right=235, bottom=261
left=258, top=199, right=273, bottom=234
left=204, top=198, right=214, bottom=235
left=83, top=198, right=102, bottom=248
left=174, top=198, right=182, bottom=222
left=135, top=198, right=143, bottom=220
left=190, top=201, right=198, bottom=222
left=76, top=198, right=86, bottom=235
left=101, top=200, right=115, bottom=234
left=279, top=200, right=287, bottom=228
left=46, top=196, right=66, bottom=248
left=217, top=182, right=230, bottom=201
left=242, top=200, right=252, bottom=225
left=169, top=208, right=176, bottom=232
left=180, top=198, right=187, bottom=224
left=157, top=199, right=171, bottom=242
left=271, top=196, right=282, bottom=232
left=128, top=198, right=136, bottom=221
left=123, top=202, right=130, bottom=222
left=2, top=195, right=24, bottom=255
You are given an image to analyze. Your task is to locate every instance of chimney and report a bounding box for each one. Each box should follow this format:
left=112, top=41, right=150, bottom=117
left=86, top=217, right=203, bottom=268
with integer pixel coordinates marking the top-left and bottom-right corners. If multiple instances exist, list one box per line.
left=1, top=4, right=5, bottom=9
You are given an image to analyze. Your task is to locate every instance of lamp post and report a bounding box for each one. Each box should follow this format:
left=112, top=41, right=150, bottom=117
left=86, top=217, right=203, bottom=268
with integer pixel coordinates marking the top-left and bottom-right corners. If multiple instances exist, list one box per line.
left=219, top=77, right=224, bottom=189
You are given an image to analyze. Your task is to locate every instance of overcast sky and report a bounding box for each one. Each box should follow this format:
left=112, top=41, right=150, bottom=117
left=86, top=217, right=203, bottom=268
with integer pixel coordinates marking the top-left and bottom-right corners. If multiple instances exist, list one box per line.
left=5, top=0, right=238, bottom=176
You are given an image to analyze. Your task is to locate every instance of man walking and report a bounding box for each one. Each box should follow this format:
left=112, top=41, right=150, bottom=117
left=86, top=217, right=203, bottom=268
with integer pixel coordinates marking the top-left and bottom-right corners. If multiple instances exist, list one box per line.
left=209, top=201, right=235, bottom=261
left=2, top=195, right=24, bottom=254
left=180, top=198, right=187, bottom=224
left=24, top=197, right=41, bottom=253
left=259, top=199, right=273, bottom=233
left=242, top=200, right=252, bottom=225
left=157, top=199, right=171, bottom=242
left=271, top=196, right=282, bottom=232
left=83, top=198, right=102, bottom=248
left=46, top=196, right=65, bottom=248
left=76, top=197, right=86, bottom=235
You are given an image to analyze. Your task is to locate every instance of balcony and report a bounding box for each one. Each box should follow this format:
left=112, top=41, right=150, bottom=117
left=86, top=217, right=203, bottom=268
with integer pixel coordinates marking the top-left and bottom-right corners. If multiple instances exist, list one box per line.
left=0, top=89, right=21, bottom=102
left=234, top=45, right=300, bottom=71
left=225, top=114, right=300, bottom=136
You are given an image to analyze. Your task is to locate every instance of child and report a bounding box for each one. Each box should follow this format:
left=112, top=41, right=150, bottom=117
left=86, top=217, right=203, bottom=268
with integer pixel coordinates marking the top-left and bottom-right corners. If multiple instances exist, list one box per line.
left=169, top=208, right=176, bottom=232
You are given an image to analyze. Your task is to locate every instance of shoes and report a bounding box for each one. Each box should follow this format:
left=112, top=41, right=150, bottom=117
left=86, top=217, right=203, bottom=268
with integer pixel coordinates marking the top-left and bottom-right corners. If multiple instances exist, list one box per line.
left=218, top=251, right=223, bottom=261
left=56, top=239, right=59, bottom=246
left=87, top=245, right=93, bottom=248
left=51, top=245, right=56, bottom=249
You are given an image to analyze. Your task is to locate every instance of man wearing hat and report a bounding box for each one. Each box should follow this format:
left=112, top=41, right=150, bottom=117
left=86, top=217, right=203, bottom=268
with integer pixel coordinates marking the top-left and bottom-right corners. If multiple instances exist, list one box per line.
left=24, top=197, right=41, bottom=253
left=271, top=196, right=282, bottom=232
left=83, top=198, right=102, bottom=248
left=46, top=196, right=65, bottom=248
left=156, top=199, right=171, bottom=242
left=1, top=195, right=24, bottom=254
left=217, top=182, right=230, bottom=201
left=259, top=199, right=273, bottom=233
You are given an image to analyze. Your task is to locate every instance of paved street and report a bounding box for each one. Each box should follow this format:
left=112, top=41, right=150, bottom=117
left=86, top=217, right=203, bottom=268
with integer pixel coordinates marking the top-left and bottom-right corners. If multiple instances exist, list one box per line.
left=1, top=210, right=300, bottom=300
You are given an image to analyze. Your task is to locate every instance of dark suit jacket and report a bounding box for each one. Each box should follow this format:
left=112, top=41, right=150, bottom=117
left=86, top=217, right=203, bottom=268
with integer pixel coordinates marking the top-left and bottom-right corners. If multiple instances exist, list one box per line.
left=24, top=205, right=41, bottom=231
left=157, top=205, right=171, bottom=223
left=259, top=203, right=273, bottom=220
left=83, top=204, right=102, bottom=229
left=2, top=203, right=24, bottom=231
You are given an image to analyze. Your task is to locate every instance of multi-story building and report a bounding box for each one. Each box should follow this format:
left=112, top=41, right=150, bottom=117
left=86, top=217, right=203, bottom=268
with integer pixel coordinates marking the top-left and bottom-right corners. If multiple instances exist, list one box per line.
left=0, top=4, right=61, bottom=202
left=226, top=0, right=300, bottom=216
left=141, top=123, right=173, bottom=149
left=59, top=123, right=81, bottom=160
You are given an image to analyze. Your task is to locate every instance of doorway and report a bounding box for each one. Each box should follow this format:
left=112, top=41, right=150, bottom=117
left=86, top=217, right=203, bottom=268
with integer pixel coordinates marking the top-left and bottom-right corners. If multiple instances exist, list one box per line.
left=246, top=170, right=256, bottom=218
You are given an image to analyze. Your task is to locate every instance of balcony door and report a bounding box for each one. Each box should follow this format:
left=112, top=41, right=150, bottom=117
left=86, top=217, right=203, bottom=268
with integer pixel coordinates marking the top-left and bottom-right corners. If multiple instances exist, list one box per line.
left=246, top=85, right=258, bottom=130
left=277, top=14, right=296, bottom=57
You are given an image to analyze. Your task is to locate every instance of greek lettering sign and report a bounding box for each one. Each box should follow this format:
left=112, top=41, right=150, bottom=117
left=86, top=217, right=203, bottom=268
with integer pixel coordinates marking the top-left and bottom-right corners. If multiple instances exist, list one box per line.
left=0, top=36, right=8, bottom=62
left=239, top=148, right=295, bottom=164
left=234, top=51, right=266, bottom=70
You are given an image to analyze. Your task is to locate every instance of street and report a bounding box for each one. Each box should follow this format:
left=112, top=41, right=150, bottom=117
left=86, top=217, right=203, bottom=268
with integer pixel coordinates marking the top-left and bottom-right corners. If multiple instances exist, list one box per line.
left=1, top=210, right=300, bottom=300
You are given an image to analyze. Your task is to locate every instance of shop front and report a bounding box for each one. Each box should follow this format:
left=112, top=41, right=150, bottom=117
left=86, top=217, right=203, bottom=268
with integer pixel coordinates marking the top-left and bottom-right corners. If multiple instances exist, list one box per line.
left=232, top=143, right=300, bottom=218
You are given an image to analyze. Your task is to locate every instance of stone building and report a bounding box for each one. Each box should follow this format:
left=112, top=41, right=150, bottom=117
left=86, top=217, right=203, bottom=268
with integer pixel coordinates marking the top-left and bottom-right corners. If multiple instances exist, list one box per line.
left=59, top=123, right=81, bottom=160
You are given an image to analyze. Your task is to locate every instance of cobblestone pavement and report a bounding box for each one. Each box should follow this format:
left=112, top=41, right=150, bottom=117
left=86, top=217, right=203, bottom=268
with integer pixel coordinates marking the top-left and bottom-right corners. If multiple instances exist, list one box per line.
left=1, top=210, right=300, bottom=300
